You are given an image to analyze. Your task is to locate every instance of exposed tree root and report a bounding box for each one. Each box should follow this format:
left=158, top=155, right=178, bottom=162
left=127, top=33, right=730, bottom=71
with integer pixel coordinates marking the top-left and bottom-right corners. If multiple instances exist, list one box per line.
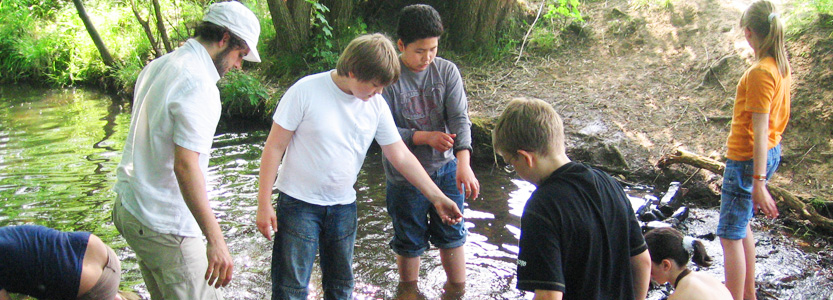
left=657, top=148, right=833, bottom=234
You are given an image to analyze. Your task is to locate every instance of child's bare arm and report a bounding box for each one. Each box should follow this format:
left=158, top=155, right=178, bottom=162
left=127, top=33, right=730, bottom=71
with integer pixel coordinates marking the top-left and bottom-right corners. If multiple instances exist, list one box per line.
left=256, top=122, right=294, bottom=240
left=751, top=112, right=778, bottom=219
left=630, top=249, right=651, bottom=300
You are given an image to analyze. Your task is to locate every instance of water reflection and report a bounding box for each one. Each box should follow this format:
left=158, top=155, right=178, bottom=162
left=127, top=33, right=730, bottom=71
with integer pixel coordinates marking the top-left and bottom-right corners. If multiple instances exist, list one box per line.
left=1, top=85, right=831, bottom=299
left=209, top=132, right=533, bottom=299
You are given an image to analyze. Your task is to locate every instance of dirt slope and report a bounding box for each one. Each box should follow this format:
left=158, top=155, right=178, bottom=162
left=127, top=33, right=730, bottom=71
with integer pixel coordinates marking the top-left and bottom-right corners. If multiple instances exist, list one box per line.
left=463, top=0, right=833, bottom=210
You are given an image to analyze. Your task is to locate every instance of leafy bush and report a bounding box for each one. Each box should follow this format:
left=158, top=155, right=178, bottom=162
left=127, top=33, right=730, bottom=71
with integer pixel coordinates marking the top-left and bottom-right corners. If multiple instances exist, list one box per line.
left=0, top=1, right=46, bottom=83
left=545, top=0, right=584, bottom=23
left=525, top=0, right=586, bottom=52
left=304, top=4, right=369, bottom=75
left=218, top=70, right=271, bottom=120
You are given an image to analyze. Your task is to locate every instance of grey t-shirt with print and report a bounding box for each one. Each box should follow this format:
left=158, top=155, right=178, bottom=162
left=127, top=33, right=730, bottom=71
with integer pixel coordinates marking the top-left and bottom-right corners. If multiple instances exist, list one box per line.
left=381, top=57, right=472, bottom=185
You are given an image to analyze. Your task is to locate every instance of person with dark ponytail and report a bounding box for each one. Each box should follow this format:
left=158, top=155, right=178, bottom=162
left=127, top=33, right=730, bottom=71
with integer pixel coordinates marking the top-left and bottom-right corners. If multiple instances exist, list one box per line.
left=645, top=228, right=732, bottom=300
left=717, top=1, right=791, bottom=299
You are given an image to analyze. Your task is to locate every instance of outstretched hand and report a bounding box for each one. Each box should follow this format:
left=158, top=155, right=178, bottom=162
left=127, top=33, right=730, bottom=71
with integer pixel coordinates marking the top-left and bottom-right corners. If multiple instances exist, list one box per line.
left=433, top=197, right=463, bottom=225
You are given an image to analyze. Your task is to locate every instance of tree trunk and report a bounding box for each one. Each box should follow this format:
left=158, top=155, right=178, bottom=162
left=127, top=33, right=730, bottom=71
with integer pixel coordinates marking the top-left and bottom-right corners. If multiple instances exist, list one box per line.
left=266, top=0, right=311, bottom=53
left=321, top=0, right=355, bottom=31
left=131, top=0, right=163, bottom=58
left=71, top=0, right=115, bottom=67
left=151, top=0, right=173, bottom=53
left=445, top=0, right=524, bottom=51
left=657, top=148, right=833, bottom=234
left=356, top=0, right=527, bottom=51
left=289, top=0, right=312, bottom=39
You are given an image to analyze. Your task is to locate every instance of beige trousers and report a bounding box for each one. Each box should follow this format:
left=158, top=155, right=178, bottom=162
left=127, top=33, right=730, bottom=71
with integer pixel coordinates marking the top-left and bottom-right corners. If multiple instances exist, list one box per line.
left=113, top=198, right=223, bottom=300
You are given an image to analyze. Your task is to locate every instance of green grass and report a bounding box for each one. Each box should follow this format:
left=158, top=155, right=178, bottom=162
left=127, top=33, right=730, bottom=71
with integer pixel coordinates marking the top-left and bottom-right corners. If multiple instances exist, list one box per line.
left=814, top=0, right=833, bottom=15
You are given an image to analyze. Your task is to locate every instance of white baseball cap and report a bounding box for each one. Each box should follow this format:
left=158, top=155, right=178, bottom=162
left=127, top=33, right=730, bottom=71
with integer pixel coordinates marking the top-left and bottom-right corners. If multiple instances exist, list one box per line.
left=203, top=1, right=261, bottom=62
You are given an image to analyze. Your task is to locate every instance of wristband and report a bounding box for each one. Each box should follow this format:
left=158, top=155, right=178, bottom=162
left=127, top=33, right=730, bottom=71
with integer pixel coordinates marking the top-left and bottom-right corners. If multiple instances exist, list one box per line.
left=752, top=174, right=767, bottom=181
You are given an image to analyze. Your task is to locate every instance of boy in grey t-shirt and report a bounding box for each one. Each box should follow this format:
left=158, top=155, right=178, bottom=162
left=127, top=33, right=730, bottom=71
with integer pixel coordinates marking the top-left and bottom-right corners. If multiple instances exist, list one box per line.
left=381, top=4, right=479, bottom=286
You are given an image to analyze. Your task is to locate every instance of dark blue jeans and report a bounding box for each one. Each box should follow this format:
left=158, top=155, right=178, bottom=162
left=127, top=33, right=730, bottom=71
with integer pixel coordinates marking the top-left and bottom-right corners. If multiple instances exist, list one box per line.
left=271, top=192, right=357, bottom=300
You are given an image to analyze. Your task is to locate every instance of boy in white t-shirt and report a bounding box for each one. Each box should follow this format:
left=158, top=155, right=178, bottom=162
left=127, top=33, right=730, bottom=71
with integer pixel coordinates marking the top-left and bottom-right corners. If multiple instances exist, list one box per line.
left=255, top=33, right=463, bottom=300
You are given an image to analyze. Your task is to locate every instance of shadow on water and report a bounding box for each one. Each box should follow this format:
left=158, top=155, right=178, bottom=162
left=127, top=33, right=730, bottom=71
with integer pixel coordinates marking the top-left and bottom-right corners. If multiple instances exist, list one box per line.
left=1, top=85, right=831, bottom=299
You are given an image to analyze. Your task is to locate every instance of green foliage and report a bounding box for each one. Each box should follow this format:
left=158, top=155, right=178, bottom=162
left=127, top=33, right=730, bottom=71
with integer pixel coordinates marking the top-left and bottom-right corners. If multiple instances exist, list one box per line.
left=813, top=0, right=833, bottom=28
left=307, top=0, right=338, bottom=72
left=0, top=1, right=38, bottom=83
left=786, top=0, right=833, bottom=38
left=529, top=26, right=560, bottom=49
left=544, top=0, right=583, bottom=22
left=814, top=0, right=833, bottom=15
left=263, top=0, right=368, bottom=78
left=218, top=70, right=270, bottom=120
left=0, top=0, right=213, bottom=89
left=305, top=1, right=369, bottom=73
left=112, top=56, right=145, bottom=93
left=0, top=0, right=153, bottom=87
left=808, top=198, right=833, bottom=217
left=526, top=0, right=587, bottom=53
left=16, top=0, right=66, bottom=20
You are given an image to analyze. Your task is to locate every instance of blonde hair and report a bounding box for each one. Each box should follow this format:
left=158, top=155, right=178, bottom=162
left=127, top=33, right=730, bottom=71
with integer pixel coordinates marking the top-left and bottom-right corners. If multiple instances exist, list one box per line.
left=336, top=33, right=400, bottom=86
left=492, top=98, right=565, bottom=160
left=741, top=0, right=790, bottom=76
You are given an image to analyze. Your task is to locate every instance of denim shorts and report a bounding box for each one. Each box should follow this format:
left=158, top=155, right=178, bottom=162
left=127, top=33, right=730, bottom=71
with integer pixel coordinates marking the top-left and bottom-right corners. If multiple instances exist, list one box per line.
left=716, top=144, right=781, bottom=240
left=386, top=159, right=467, bottom=257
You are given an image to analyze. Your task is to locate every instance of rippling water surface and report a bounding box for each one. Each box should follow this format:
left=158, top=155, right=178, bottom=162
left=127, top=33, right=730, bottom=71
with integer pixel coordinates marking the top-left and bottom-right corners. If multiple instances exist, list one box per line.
left=2, top=85, right=830, bottom=299
left=0, top=85, right=534, bottom=299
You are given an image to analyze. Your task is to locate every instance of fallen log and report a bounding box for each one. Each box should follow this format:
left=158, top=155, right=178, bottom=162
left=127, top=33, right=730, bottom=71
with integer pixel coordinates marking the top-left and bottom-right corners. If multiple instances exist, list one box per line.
left=657, top=148, right=833, bottom=234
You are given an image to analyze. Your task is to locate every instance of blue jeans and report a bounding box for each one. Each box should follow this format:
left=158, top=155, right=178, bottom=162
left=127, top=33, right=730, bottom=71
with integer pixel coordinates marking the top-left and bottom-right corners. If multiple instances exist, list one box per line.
left=386, top=159, right=467, bottom=257
left=716, top=144, right=781, bottom=240
left=271, top=192, right=357, bottom=300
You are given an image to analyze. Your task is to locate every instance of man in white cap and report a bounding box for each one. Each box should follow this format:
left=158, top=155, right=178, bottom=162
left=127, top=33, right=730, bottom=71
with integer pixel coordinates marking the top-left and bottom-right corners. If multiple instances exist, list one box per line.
left=111, top=1, right=260, bottom=299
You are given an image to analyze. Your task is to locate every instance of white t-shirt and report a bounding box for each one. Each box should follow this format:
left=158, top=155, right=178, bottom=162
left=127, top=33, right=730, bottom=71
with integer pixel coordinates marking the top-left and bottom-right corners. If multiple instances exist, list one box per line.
left=114, top=39, right=221, bottom=237
left=273, top=71, right=401, bottom=206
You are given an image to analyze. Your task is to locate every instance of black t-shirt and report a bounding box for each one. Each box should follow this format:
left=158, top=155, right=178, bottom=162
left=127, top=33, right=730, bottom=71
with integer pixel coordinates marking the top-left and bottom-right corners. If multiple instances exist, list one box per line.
left=516, top=162, right=647, bottom=299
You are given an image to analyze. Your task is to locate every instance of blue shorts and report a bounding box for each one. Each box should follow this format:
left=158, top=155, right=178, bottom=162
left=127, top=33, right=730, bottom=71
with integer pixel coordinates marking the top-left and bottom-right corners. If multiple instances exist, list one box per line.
left=386, top=159, right=467, bottom=257
left=716, top=144, right=781, bottom=240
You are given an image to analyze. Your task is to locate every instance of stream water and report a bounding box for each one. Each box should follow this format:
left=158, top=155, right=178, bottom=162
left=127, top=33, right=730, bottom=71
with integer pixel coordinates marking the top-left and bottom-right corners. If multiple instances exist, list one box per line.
left=0, top=85, right=830, bottom=299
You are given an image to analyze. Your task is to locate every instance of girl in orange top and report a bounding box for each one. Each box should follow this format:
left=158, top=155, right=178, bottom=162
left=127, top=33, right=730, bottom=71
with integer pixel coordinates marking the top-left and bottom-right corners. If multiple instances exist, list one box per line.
left=716, top=1, right=791, bottom=300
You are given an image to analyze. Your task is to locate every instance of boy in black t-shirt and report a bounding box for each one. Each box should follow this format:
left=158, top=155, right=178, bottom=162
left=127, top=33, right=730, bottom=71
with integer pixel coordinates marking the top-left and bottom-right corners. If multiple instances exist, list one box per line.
left=492, top=98, right=651, bottom=300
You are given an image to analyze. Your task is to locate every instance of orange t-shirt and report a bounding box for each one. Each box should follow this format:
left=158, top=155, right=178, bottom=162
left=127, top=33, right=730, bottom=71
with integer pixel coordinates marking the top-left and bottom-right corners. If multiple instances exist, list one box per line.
left=726, top=57, right=791, bottom=161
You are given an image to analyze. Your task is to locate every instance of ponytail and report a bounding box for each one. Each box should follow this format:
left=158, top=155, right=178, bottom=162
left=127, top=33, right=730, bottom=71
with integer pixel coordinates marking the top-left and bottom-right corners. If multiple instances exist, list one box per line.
left=740, top=0, right=790, bottom=77
left=645, top=227, right=712, bottom=268
left=690, top=239, right=713, bottom=267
